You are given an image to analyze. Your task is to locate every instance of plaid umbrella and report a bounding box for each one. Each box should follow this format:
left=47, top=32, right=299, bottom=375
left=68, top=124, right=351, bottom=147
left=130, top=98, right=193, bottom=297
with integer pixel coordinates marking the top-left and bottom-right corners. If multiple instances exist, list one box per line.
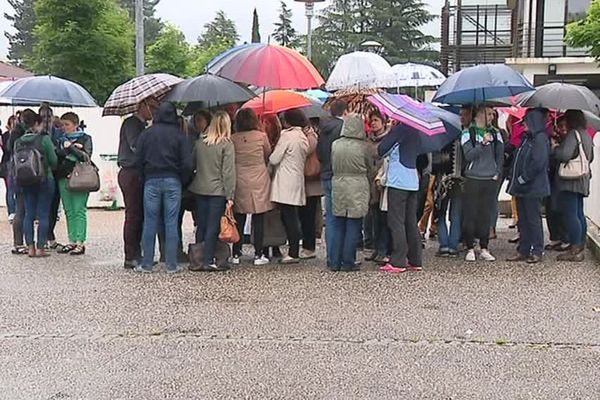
left=103, top=73, right=182, bottom=116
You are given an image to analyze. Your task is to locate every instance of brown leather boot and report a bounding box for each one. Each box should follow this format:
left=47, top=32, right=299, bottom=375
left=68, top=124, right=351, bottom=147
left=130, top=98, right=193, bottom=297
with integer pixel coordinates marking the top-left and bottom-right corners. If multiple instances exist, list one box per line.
left=557, top=244, right=585, bottom=262
left=27, top=245, right=36, bottom=258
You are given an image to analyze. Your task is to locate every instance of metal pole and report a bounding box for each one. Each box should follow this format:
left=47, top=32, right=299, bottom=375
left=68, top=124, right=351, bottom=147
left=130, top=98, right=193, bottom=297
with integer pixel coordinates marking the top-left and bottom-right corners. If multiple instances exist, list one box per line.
left=306, top=2, right=314, bottom=60
left=135, top=0, right=145, bottom=76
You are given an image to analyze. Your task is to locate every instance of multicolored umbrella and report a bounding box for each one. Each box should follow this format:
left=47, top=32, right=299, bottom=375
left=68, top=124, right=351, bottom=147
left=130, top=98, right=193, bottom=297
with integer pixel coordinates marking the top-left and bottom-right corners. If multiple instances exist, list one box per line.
left=0, top=75, right=97, bottom=107
left=241, top=90, right=311, bottom=115
left=368, top=93, right=460, bottom=135
left=103, top=73, right=182, bottom=116
left=207, top=44, right=324, bottom=90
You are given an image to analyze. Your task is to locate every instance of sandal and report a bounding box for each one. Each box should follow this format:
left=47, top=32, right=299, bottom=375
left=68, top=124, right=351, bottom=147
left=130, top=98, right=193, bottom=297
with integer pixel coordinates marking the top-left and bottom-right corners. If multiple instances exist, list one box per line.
left=11, top=246, right=28, bottom=255
left=58, top=244, right=77, bottom=254
left=69, top=245, right=86, bottom=256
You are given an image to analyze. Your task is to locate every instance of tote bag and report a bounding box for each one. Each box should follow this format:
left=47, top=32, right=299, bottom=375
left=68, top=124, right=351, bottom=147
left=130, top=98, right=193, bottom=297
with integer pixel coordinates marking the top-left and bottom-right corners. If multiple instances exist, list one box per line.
left=558, top=130, right=590, bottom=180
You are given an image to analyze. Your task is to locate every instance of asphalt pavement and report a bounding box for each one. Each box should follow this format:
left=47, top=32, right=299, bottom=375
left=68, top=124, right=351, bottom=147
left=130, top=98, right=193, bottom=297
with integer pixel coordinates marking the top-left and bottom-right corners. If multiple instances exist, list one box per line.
left=0, top=211, right=598, bottom=399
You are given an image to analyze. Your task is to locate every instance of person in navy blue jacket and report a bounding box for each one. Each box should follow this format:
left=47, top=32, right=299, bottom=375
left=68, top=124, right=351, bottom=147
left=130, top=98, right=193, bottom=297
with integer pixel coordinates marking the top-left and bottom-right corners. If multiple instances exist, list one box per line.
left=507, top=108, right=551, bottom=264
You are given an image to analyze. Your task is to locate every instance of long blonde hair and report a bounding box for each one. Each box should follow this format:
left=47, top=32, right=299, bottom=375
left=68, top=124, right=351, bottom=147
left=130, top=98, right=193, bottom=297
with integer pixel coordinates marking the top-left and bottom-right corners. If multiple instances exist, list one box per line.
left=204, top=111, right=231, bottom=145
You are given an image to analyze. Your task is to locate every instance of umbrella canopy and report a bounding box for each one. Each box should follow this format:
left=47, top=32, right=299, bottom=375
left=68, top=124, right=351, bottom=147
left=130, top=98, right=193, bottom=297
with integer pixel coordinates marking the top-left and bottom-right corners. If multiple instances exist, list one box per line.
left=103, top=73, right=182, bottom=116
left=302, top=97, right=329, bottom=119
left=242, top=90, right=311, bottom=115
left=433, top=64, right=534, bottom=105
left=518, top=83, right=600, bottom=114
left=326, top=52, right=395, bottom=91
left=304, top=89, right=331, bottom=103
left=368, top=93, right=461, bottom=136
left=0, top=75, right=97, bottom=107
left=164, top=74, right=256, bottom=105
left=390, top=63, right=446, bottom=88
left=207, top=44, right=324, bottom=90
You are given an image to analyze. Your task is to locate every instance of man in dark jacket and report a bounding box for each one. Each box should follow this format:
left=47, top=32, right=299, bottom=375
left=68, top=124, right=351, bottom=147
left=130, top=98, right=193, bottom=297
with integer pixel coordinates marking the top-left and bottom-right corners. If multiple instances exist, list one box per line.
left=135, top=102, right=193, bottom=274
left=117, top=97, right=158, bottom=269
left=507, top=108, right=550, bottom=264
left=317, top=99, right=347, bottom=267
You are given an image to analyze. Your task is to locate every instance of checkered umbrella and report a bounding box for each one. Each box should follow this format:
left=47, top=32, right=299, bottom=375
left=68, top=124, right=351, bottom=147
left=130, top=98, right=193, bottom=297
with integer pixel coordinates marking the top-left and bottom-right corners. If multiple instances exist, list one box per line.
left=103, top=73, right=182, bottom=116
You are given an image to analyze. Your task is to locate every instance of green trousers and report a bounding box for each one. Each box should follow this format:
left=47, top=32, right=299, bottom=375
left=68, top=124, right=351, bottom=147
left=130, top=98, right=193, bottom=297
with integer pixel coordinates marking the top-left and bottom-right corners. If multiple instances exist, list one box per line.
left=58, top=178, right=90, bottom=243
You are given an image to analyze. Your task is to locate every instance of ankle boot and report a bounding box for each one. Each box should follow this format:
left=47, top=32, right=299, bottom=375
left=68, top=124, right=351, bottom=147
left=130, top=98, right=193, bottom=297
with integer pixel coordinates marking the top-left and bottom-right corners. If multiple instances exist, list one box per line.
left=557, top=244, right=585, bottom=262
left=27, top=245, right=36, bottom=258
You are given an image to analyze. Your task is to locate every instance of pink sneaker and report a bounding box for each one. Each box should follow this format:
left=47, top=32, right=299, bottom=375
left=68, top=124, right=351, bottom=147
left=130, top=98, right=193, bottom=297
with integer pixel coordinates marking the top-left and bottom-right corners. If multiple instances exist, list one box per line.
left=380, top=263, right=407, bottom=273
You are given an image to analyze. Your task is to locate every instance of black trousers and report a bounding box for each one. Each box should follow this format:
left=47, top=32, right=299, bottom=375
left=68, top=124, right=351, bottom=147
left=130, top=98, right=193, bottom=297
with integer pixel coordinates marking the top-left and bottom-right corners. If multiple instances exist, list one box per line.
left=545, top=196, right=567, bottom=243
left=388, top=188, right=422, bottom=267
left=299, top=196, right=319, bottom=251
left=233, top=213, right=265, bottom=257
left=279, top=204, right=301, bottom=258
left=462, top=178, right=497, bottom=250
left=47, top=179, right=61, bottom=242
left=517, top=197, right=544, bottom=257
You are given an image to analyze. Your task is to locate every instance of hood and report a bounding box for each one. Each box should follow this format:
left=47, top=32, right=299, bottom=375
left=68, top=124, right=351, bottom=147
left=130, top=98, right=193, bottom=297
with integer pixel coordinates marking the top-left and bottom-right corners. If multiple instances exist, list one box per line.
left=154, top=102, right=179, bottom=125
left=524, top=108, right=548, bottom=136
left=341, top=115, right=366, bottom=140
left=19, top=132, right=40, bottom=143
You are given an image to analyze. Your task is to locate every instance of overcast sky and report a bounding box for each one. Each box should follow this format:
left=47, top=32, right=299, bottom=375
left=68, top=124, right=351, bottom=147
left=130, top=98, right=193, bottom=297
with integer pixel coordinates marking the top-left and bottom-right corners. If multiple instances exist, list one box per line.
left=0, top=0, right=444, bottom=60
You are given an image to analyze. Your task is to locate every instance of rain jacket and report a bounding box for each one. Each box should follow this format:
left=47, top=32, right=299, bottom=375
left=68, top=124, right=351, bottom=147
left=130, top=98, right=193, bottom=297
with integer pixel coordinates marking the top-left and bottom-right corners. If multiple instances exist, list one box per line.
left=331, top=115, right=374, bottom=218
left=508, top=109, right=550, bottom=198
left=377, top=125, right=421, bottom=191
left=317, top=117, right=344, bottom=180
left=136, top=102, right=193, bottom=184
left=461, top=125, right=504, bottom=180
left=269, top=126, right=310, bottom=206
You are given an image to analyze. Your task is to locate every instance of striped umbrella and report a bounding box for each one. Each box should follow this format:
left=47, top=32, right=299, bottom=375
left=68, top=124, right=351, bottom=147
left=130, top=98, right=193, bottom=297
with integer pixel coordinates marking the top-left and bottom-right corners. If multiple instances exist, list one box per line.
left=103, top=73, right=182, bottom=116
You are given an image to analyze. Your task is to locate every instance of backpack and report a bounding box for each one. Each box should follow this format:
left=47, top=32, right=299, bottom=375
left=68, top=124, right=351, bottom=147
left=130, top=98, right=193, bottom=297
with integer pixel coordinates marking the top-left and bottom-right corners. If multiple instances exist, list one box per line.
left=13, top=135, right=46, bottom=186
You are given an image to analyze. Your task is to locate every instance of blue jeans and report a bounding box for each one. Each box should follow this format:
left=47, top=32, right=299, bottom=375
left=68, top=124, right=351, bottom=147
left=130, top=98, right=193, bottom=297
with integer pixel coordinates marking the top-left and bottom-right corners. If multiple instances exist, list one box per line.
left=329, top=216, right=362, bottom=269
left=142, top=177, right=182, bottom=270
left=22, top=177, right=55, bottom=249
left=5, top=177, right=16, bottom=215
left=437, top=195, right=462, bottom=251
left=560, top=191, right=586, bottom=246
left=195, top=195, right=226, bottom=266
left=323, top=179, right=334, bottom=266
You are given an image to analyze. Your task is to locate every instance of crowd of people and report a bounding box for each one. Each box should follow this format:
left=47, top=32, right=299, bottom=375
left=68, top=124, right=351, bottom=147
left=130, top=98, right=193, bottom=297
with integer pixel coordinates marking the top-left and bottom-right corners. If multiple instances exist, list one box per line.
left=1, top=97, right=594, bottom=272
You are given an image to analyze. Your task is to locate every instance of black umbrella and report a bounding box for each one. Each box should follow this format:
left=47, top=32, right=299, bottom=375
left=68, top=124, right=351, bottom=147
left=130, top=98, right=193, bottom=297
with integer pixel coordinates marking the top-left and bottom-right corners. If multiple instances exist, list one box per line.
left=519, top=83, right=600, bottom=114
left=165, top=74, right=256, bottom=107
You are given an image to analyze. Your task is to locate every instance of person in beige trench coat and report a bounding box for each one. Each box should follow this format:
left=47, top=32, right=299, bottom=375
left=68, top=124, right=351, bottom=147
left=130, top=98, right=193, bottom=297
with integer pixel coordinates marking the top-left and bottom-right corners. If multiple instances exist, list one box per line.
left=269, top=109, right=311, bottom=263
left=299, top=125, right=322, bottom=260
left=231, top=108, right=273, bottom=265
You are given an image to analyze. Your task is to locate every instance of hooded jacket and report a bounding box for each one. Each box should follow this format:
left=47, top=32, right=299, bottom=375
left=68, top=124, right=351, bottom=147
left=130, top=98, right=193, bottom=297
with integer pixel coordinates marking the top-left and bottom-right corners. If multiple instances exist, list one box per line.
left=331, top=115, right=374, bottom=218
left=136, top=103, right=193, bottom=183
left=378, top=124, right=421, bottom=191
left=317, top=116, right=344, bottom=180
left=508, top=109, right=550, bottom=198
left=461, top=125, right=504, bottom=180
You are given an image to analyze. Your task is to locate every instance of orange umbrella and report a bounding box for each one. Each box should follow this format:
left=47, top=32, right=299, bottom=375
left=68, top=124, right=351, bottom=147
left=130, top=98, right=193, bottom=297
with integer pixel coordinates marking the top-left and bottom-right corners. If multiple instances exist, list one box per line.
left=242, top=90, right=311, bottom=115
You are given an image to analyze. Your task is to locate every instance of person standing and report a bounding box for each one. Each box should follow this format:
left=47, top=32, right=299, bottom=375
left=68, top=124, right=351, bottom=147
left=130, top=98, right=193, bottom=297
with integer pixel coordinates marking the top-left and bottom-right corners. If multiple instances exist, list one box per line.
left=135, top=102, right=193, bottom=274
left=506, top=109, right=551, bottom=264
left=554, top=110, right=594, bottom=262
left=231, top=108, right=272, bottom=266
left=189, top=111, right=236, bottom=271
left=2, top=116, right=17, bottom=221
left=378, top=124, right=424, bottom=273
left=7, top=111, right=30, bottom=255
left=461, top=106, right=504, bottom=262
left=317, top=100, right=348, bottom=267
left=299, top=121, right=322, bottom=260
left=54, top=112, right=93, bottom=256
left=117, top=98, right=158, bottom=269
left=270, top=109, right=311, bottom=264
left=14, top=111, right=58, bottom=258
left=330, top=115, right=373, bottom=271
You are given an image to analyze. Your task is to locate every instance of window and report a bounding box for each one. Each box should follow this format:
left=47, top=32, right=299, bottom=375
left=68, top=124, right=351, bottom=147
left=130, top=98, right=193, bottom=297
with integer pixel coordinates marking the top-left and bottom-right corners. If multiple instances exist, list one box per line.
left=567, top=0, right=592, bottom=23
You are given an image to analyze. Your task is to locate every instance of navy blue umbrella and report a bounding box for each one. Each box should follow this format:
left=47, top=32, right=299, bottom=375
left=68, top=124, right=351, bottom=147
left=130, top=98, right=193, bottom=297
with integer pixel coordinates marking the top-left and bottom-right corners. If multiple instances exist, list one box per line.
left=433, top=64, right=534, bottom=105
left=0, top=75, right=97, bottom=107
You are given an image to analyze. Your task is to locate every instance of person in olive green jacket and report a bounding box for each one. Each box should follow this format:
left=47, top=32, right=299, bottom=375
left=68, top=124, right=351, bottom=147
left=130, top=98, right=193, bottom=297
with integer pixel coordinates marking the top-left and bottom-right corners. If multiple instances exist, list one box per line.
left=330, top=114, right=374, bottom=272
left=188, top=111, right=236, bottom=271
left=14, top=110, right=58, bottom=258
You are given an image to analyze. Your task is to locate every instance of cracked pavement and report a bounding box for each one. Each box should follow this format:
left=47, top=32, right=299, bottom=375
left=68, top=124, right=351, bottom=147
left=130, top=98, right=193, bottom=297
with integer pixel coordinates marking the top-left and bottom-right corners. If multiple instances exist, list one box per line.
left=0, top=211, right=599, bottom=399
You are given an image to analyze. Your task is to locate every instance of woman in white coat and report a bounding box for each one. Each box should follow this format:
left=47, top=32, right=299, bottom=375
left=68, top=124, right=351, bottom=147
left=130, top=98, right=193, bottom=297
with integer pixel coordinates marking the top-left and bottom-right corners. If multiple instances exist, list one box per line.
left=269, top=109, right=311, bottom=263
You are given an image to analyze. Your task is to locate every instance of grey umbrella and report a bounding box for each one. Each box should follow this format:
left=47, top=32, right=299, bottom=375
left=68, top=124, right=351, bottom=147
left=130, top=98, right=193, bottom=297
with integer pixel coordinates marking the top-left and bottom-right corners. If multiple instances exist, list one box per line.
left=519, top=83, right=600, bottom=114
left=0, top=75, right=97, bottom=107
left=302, top=97, right=329, bottom=119
left=165, top=74, right=256, bottom=106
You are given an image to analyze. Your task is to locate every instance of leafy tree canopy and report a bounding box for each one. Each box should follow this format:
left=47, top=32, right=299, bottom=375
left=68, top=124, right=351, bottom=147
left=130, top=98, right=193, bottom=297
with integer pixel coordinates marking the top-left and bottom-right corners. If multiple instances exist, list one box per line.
left=273, top=1, right=298, bottom=48
left=4, top=0, right=37, bottom=67
left=146, top=23, right=189, bottom=76
left=566, top=0, right=600, bottom=60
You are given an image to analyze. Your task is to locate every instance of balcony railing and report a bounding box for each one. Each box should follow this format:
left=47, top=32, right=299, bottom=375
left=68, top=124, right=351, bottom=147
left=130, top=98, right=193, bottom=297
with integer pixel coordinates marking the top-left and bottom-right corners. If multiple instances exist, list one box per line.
left=517, top=22, right=589, bottom=58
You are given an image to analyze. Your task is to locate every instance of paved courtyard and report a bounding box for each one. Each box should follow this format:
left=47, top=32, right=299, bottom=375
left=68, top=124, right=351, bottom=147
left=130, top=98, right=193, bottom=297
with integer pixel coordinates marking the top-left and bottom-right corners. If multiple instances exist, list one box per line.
left=0, top=210, right=598, bottom=399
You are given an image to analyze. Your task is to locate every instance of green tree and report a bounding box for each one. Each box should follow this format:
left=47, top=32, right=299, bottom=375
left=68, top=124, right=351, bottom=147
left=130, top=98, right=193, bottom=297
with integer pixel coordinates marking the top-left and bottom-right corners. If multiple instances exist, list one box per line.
left=186, top=41, right=230, bottom=77
left=273, top=1, right=298, bottom=48
left=146, top=24, right=189, bottom=76
left=566, top=0, right=600, bottom=60
left=31, top=0, right=135, bottom=103
left=252, top=8, right=261, bottom=43
left=119, top=0, right=164, bottom=47
left=198, top=10, right=239, bottom=48
left=4, top=0, right=36, bottom=67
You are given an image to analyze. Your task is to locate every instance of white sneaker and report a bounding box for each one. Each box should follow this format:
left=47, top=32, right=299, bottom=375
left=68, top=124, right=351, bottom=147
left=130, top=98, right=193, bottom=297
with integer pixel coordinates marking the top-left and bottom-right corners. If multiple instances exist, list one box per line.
left=465, top=249, right=476, bottom=262
left=230, top=256, right=240, bottom=265
left=480, top=249, right=496, bottom=261
left=8, top=213, right=15, bottom=224
left=299, top=250, right=316, bottom=259
left=254, top=255, right=269, bottom=266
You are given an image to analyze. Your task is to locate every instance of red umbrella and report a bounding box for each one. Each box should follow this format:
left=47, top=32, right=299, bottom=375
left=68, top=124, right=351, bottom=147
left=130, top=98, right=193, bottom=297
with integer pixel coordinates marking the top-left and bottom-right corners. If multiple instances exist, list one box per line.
left=242, top=90, right=311, bottom=115
left=207, top=44, right=325, bottom=90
